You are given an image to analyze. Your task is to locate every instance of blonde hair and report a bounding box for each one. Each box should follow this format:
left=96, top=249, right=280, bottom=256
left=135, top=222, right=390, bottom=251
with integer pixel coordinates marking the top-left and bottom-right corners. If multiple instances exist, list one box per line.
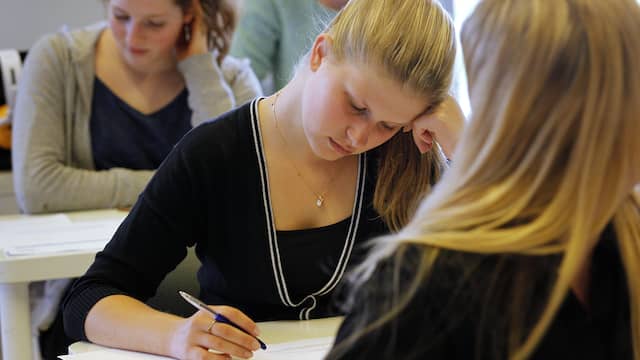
left=335, top=0, right=640, bottom=358
left=326, top=0, right=456, bottom=230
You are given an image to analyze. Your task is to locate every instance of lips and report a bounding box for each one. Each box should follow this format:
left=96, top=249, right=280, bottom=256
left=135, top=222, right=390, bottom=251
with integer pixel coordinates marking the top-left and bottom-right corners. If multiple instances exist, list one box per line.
left=128, top=47, right=148, bottom=55
left=329, top=138, right=354, bottom=155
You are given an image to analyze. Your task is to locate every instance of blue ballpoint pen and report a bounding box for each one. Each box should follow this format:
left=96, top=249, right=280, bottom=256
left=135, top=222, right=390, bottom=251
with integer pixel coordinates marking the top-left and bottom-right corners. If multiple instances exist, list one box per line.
left=178, top=291, right=267, bottom=350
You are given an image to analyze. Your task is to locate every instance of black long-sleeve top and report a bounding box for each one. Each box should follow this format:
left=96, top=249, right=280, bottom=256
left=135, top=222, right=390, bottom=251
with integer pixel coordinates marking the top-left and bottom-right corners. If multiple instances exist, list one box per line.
left=62, top=99, right=387, bottom=341
left=327, top=227, right=632, bottom=359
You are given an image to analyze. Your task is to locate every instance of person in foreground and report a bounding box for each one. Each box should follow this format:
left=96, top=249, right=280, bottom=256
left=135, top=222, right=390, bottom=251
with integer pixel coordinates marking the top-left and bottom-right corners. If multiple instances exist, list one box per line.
left=326, top=0, right=640, bottom=359
left=62, top=0, right=463, bottom=359
left=11, top=0, right=261, bottom=215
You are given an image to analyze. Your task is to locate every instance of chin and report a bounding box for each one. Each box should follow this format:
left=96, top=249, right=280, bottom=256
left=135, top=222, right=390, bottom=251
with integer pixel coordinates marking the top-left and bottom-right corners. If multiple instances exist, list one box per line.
left=127, top=58, right=162, bottom=73
left=308, top=142, right=337, bottom=161
left=123, top=55, right=145, bottom=67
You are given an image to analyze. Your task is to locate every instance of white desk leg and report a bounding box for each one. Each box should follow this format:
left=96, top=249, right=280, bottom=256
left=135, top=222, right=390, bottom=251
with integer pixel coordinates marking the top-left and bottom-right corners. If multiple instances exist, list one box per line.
left=0, top=282, right=33, bottom=360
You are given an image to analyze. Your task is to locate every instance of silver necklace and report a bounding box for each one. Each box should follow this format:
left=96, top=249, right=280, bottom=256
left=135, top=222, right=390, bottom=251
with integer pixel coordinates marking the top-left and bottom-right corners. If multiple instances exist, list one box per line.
left=271, top=92, right=338, bottom=208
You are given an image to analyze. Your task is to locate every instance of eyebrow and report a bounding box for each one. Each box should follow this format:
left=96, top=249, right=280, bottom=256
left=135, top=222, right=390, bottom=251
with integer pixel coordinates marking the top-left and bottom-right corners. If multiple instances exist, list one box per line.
left=111, top=6, right=169, bottom=18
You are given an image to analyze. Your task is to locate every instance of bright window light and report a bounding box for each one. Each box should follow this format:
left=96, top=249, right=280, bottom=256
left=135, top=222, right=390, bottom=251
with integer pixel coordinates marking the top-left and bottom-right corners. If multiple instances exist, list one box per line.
left=451, top=0, right=480, bottom=117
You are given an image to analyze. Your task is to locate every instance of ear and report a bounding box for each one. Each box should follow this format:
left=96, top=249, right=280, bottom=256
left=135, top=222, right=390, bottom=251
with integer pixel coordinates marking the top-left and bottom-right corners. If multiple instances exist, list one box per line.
left=309, top=33, right=333, bottom=72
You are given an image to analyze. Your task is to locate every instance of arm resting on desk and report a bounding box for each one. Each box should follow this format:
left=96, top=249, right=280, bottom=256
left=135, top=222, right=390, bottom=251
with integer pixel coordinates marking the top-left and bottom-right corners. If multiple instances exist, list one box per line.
left=73, top=294, right=261, bottom=359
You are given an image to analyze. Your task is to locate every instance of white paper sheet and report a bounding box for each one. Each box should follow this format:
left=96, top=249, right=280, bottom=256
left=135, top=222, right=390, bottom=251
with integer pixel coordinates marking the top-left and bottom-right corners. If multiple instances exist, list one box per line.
left=247, top=337, right=333, bottom=360
left=58, top=347, right=172, bottom=359
left=58, top=337, right=333, bottom=360
left=1, top=215, right=122, bottom=256
left=0, top=214, right=71, bottom=233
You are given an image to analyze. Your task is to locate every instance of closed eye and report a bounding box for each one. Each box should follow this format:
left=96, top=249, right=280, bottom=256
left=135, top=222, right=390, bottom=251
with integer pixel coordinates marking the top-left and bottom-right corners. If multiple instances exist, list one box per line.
left=350, top=102, right=368, bottom=115
left=379, top=122, right=399, bottom=131
left=145, top=20, right=166, bottom=28
left=424, top=104, right=436, bottom=114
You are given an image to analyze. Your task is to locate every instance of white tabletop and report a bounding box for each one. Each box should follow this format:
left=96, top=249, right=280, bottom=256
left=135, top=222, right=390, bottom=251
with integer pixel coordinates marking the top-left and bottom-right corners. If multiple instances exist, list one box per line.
left=0, top=209, right=126, bottom=282
left=0, top=208, right=128, bottom=360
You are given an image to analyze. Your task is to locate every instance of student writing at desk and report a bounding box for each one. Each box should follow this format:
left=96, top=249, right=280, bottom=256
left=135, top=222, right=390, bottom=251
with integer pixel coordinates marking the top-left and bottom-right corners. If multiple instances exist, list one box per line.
left=62, top=0, right=464, bottom=359
left=326, top=0, right=640, bottom=359
left=10, top=0, right=261, bottom=358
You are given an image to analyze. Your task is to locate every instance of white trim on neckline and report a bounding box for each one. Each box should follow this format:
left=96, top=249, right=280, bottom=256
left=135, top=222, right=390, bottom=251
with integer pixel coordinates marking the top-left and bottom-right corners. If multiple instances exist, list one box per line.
left=249, top=99, right=367, bottom=319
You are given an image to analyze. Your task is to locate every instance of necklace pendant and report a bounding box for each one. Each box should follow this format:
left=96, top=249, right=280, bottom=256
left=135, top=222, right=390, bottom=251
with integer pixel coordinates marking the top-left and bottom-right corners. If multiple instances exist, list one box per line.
left=316, top=196, right=324, bottom=208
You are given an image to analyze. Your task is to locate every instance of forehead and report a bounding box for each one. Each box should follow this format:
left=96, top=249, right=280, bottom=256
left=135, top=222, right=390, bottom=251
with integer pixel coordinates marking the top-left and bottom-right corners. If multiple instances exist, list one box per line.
left=109, top=0, right=182, bottom=14
left=335, top=60, right=431, bottom=125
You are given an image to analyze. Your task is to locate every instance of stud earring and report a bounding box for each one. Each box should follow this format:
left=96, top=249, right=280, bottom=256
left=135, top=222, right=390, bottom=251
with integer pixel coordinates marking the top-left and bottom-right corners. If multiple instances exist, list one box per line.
left=184, top=24, right=191, bottom=42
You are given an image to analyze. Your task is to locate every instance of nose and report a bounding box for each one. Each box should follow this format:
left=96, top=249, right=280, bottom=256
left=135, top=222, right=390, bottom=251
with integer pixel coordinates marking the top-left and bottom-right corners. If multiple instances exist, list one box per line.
left=346, top=120, right=370, bottom=148
left=126, top=21, right=145, bottom=45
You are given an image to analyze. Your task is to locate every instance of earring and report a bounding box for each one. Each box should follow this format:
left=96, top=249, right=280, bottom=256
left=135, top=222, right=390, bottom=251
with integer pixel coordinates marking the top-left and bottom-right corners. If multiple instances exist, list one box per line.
left=184, top=24, right=191, bottom=42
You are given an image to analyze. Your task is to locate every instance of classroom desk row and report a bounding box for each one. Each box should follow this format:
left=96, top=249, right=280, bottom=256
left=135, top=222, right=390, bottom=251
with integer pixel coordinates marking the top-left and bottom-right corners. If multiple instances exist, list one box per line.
left=0, top=209, right=127, bottom=360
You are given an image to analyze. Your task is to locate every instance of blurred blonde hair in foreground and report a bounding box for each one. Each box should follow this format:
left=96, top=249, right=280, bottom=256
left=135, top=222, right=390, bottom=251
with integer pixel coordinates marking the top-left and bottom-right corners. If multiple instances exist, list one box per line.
left=352, top=0, right=640, bottom=358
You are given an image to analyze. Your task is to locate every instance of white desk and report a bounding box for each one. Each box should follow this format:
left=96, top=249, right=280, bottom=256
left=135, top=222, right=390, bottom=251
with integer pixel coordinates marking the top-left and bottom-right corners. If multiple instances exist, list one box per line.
left=66, top=316, right=342, bottom=359
left=0, top=209, right=127, bottom=360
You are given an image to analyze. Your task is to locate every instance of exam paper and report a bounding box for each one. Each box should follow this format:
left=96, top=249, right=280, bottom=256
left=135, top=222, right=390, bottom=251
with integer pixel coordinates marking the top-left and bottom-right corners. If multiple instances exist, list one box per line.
left=1, top=215, right=122, bottom=257
left=58, top=337, right=334, bottom=360
left=4, top=239, right=110, bottom=256
left=58, top=347, right=172, bottom=359
left=246, top=337, right=333, bottom=360
left=0, top=214, right=71, bottom=234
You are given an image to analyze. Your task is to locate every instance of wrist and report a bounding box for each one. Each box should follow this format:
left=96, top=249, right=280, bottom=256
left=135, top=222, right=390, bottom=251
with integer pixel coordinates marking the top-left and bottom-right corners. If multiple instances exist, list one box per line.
left=165, top=317, right=189, bottom=359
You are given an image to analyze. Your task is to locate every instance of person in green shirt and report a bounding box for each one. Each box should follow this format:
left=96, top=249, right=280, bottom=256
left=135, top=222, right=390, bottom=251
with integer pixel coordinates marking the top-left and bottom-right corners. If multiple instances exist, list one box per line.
left=230, top=0, right=348, bottom=94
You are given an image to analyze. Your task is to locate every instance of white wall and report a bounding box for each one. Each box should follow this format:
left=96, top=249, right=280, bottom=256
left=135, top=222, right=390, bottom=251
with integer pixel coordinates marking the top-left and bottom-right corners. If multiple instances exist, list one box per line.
left=0, top=0, right=105, bottom=50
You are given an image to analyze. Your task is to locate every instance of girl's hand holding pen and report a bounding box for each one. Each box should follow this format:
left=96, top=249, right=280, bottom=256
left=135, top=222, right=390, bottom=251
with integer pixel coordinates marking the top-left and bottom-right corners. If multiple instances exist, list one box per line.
left=168, top=303, right=262, bottom=359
